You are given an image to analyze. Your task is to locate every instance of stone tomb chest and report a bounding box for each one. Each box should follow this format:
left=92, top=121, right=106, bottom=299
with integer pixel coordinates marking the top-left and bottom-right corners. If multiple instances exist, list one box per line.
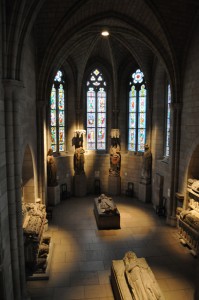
left=94, top=194, right=120, bottom=229
left=111, top=251, right=165, bottom=300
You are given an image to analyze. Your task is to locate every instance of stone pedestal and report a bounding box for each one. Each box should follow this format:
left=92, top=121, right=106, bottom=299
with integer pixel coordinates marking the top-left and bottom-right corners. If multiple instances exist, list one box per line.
left=47, top=185, right=60, bottom=206
left=74, top=174, right=87, bottom=197
left=138, top=183, right=151, bottom=203
left=108, top=176, right=121, bottom=196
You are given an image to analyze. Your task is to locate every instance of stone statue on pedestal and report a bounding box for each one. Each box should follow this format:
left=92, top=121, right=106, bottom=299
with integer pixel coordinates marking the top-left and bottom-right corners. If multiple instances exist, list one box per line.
left=72, top=131, right=85, bottom=175
left=140, top=144, right=152, bottom=184
left=47, top=149, right=58, bottom=186
left=109, top=136, right=121, bottom=177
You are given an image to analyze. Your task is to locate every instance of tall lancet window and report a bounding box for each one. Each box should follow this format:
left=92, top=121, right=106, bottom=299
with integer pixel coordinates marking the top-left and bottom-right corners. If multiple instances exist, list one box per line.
left=128, top=69, right=147, bottom=152
left=50, top=70, right=65, bottom=152
left=165, top=84, right=171, bottom=157
left=86, top=69, right=107, bottom=150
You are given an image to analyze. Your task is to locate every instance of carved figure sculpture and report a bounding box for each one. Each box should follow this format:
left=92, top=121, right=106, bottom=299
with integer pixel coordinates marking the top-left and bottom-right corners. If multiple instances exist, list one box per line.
left=141, top=144, right=152, bottom=184
left=180, top=208, right=199, bottom=231
left=72, top=132, right=86, bottom=175
left=109, top=144, right=121, bottom=177
left=97, top=194, right=117, bottom=214
left=47, top=148, right=58, bottom=186
left=74, top=146, right=85, bottom=175
left=123, top=251, right=163, bottom=300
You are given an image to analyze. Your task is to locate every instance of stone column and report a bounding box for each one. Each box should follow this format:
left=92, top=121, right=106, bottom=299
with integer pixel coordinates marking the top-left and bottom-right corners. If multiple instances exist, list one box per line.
left=3, top=80, right=21, bottom=300
left=13, top=82, right=29, bottom=299
left=167, top=102, right=182, bottom=226
left=37, top=100, right=47, bottom=204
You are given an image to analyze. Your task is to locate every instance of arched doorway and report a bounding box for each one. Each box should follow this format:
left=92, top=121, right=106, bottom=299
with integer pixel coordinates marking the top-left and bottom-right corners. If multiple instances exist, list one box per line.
left=22, top=145, right=35, bottom=203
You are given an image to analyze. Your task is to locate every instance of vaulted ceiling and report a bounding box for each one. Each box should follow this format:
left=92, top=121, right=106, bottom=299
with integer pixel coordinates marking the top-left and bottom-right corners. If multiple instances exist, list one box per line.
left=4, top=0, right=199, bottom=89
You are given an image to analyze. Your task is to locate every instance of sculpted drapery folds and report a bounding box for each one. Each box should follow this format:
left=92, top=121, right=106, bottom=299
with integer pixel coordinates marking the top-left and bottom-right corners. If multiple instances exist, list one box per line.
left=123, top=251, right=164, bottom=300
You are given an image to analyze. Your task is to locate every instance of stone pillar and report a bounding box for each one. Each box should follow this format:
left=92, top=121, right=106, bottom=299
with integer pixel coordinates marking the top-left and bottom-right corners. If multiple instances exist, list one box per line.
left=3, top=80, right=22, bottom=300
left=13, top=82, right=29, bottom=300
left=37, top=101, right=47, bottom=204
left=167, top=102, right=182, bottom=226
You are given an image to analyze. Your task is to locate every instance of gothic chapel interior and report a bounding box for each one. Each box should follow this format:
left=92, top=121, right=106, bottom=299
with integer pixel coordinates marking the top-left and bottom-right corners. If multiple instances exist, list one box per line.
left=1, top=1, right=199, bottom=300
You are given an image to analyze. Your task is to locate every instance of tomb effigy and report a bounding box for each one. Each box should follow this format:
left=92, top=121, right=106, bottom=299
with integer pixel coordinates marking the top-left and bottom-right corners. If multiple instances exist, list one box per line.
left=111, top=251, right=165, bottom=300
left=22, top=202, right=52, bottom=279
left=94, top=194, right=120, bottom=229
left=176, top=179, right=199, bottom=256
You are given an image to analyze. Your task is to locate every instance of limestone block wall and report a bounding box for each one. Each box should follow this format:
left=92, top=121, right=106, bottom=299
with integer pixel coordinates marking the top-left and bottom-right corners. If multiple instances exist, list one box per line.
left=178, top=22, right=199, bottom=198
left=54, top=151, right=143, bottom=197
left=0, top=13, right=15, bottom=300
left=151, top=61, right=172, bottom=212
left=21, top=33, right=38, bottom=202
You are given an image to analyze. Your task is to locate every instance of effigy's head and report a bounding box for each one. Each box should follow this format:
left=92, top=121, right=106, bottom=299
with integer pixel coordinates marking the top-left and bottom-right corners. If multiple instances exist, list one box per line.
left=125, top=251, right=136, bottom=260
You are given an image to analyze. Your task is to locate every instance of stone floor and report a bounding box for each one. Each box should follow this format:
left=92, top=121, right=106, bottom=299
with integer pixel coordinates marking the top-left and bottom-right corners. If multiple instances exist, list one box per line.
left=27, top=195, right=199, bottom=300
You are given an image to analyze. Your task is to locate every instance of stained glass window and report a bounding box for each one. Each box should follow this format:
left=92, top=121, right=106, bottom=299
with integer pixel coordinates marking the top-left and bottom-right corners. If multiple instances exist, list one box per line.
left=50, top=70, right=65, bottom=152
left=165, top=84, right=171, bottom=156
left=128, top=69, right=147, bottom=152
left=87, top=69, right=106, bottom=150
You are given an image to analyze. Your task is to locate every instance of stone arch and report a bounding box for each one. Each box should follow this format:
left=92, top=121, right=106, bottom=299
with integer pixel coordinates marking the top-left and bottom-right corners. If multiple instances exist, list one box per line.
left=21, top=145, right=35, bottom=203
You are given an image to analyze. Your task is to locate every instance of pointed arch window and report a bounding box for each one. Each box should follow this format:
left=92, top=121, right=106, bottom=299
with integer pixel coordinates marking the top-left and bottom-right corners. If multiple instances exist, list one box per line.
left=86, top=69, right=107, bottom=150
left=50, top=70, right=65, bottom=152
left=128, top=69, right=147, bottom=152
left=165, top=83, right=171, bottom=156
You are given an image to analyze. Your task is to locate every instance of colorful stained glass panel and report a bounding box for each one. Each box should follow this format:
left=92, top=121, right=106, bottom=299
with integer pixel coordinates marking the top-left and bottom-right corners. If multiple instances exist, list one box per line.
left=97, top=113, right=106, bottom=127
left=129, top=97, right=136, bottom=113
left=87, top=69, right=107, bottom=150
left=128, top=129, right=136, bottom=151
left=51, top=87, right=56, bottom=109
left=87, top=90, right=95, bottom=112
left=129, top=113, right=136, bottom=128
left=55, top=70, right=62, bottom=82
left=87, top=128, right=95, bottom=143
left=138, top=129, right=145, bottom=151
left=132, top=69, right=144, bottom=84
left=97, top=128, right=105, bottom=142
left=87, top=113, right=95, bottom=127
left=51, top=127, right=56, bottom=144
left=59, top=111, right=64, bottom=126
left=97, top=127, right=106, bottom=149
left=87, top=128, right=95, bottom=150
left=138, top=113, right=146, bottom=128
left=59, top=85, right=64, bottom=110
left=59, top=144, right=64, bottom=152
left=51, top=110, right=56, bottom=126
left=59, top=127, right=64, bottom=143
left=97, top=90, right=106, bottom=112
left=165, top=84, right=171, bottom=156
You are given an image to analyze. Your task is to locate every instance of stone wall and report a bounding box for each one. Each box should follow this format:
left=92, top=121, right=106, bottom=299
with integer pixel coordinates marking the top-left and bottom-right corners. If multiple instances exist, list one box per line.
left=178, top=21, right=199, bottom=200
